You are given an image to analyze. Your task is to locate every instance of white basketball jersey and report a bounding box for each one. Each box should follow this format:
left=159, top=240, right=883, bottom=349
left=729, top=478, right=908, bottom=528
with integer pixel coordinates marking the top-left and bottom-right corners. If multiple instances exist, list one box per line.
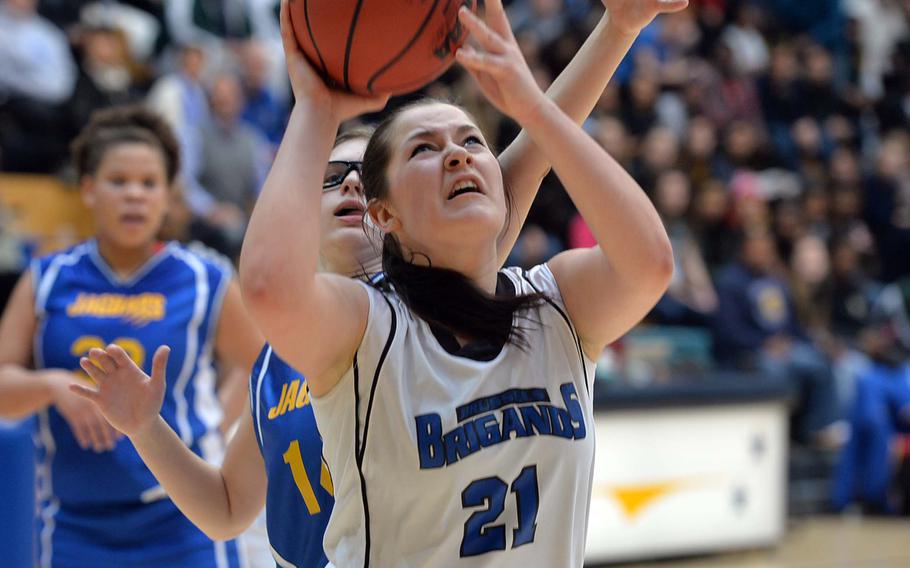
left=312, top=264, right=596, bottom=568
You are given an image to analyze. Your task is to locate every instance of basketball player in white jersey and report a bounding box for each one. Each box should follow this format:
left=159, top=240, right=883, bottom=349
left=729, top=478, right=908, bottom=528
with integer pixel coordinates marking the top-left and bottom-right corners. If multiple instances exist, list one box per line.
left=242, top=0, right=672, bottom=564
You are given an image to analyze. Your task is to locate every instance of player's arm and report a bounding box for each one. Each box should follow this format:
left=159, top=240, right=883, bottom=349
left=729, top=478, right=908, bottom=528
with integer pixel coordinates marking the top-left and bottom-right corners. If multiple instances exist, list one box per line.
left=217, top=364, right=253, bottom=433
left=495, top=0, right=688, bottom=266
left=0, top=272, right=52, bottom=417
left=214, top=280, right=265, bottom=373
left=72, top=345, right=268, bottom=540
left=0, top=272, right=121, bottom=451
left=458, top=2, right=673, bottom=360
left=239, top=0, right=386, bottom=396
left=213, top=280, right=265, bottom=427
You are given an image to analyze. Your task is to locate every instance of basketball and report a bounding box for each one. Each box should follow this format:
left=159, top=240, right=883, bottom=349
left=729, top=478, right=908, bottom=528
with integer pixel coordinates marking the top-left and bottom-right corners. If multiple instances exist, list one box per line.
left=288, top=0, right=477, bottom=96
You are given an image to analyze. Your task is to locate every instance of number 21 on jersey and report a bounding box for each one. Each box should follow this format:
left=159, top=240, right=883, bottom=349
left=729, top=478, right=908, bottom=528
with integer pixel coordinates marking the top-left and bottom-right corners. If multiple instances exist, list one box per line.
left=461, top=465, right=540, bottom=557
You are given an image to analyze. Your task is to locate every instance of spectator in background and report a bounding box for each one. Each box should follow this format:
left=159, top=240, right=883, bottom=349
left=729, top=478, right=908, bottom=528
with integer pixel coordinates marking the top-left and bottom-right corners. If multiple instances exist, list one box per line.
left=0, top=0, right=76, bottom=172
left=620, top=70, right=661, bottom=137
left=682, top=115, right=724, bottom=187
left=771, top=198, right=804, bottom=262
left=68, top=24, right=148, bottom=140
left=147, top=43, right=209, bottom=187
left=651, top=169, right=718, bottom=326
left=832, top=306, right=910, bottom=514
left=146, top=43, right=239, bottom=243
left=758, top=42, right=804, bottom=158
left=633, top=125, right=679, bottom=191
left=718, top=119, right=776, bottom=175
left=166, top=0, right=254, bottom=46
left=592, top=115, right=634, bottom=170
left=193, top=72, right=270, bottom=258
left=790, top=117, right=829, bottom=186
left=803, top=185, right=832, bottom=240
left=844, top=0, right=909, bottom=100
left=875, top=36, right=910, bottom=133
left=713, top=230, right=843, bottom=446
left=238, top=39, right=288, bottom=150
left=790, top=233, right=833, bottom=337
left=691, top=177, right=735, bottom=268
left=507, top=224, right=563, bottom=270
left=764, top=0, right=847, bottom=49
left=722, top=1, right=770, bottom=76
left=705, top=42, right=763, bottom=127
left=864, top=132, right=910, bottom=282
left=829, top=148, right=875, bottom=253
left=508, top=0, right=569, bottom=46
left=801, top=43, right=846, bottom=121
left=827, top=238, right=879, bottom=412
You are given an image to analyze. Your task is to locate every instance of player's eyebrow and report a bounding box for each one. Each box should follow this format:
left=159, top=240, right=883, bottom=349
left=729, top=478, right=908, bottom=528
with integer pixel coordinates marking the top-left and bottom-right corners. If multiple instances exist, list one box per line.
left=404, top=124, right=477, bottom=145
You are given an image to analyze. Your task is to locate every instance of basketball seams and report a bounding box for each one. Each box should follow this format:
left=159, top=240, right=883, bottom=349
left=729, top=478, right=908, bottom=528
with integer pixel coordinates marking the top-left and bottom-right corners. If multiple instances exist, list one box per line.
left=365, top=0, right=442, bottom=94
left=343, top=0, right=367, bottom=92
left=302, top=0, right=329, bottom=78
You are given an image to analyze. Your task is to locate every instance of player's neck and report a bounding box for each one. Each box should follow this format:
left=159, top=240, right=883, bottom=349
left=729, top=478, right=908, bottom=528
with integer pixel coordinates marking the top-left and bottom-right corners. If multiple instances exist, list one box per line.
left=321, top=255, right=383, bottom=280
left=95, top=237, right=159, bottom=279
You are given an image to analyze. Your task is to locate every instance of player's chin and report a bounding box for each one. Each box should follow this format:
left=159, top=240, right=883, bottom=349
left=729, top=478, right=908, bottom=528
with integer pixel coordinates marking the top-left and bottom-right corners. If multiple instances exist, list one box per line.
left=441, top=205, right=503, bottom=232
left=326, top=224, right=371, bottom=249
left=111, top=226, right=158, bottom=249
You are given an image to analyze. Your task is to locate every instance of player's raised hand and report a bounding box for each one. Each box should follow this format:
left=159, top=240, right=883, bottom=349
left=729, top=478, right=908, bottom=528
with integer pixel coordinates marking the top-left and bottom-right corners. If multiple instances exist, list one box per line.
left=279, top=0, right=387, bottom=122
left=602, top=0, right=689, bottom=35
left=72, top=344, right=170, bottom=438
left=455, top=0, right=548, bottom=126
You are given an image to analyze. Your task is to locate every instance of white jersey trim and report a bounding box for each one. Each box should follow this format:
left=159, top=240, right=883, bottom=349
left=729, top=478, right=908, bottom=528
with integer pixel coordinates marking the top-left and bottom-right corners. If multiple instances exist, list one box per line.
left=170, top=246, right=210, bottom=445
left=252, top=346, right=273, bottom=448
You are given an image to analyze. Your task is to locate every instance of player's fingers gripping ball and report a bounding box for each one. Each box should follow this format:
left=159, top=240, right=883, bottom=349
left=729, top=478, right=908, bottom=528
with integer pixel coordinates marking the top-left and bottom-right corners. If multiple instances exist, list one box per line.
left=288, top=0, right=478, bottom=95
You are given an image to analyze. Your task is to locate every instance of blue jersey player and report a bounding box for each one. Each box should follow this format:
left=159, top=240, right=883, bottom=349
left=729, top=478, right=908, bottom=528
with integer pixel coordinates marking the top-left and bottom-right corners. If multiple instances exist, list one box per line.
left=249, top=347, right=334, bottom=567
left=0, top=106, right=263, bottom=567
left=71, top=129, right=382, bottom=568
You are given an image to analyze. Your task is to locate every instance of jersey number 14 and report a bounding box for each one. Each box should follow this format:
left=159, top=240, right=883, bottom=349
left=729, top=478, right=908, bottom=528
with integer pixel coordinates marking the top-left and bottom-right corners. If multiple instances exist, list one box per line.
left=283, top=440, right=334, bottom=514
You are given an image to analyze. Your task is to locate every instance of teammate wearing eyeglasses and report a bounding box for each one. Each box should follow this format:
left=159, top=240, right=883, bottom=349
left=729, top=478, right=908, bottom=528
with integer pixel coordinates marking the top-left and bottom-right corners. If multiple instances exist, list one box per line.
left=68, top=0, right=687, bottom=565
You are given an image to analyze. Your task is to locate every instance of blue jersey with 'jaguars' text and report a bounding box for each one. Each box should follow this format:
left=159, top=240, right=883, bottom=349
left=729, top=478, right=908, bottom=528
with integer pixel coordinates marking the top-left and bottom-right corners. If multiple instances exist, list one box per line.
left=31, top=239, right=241, bottom=568
left=250, top=345, right=332, bottom=568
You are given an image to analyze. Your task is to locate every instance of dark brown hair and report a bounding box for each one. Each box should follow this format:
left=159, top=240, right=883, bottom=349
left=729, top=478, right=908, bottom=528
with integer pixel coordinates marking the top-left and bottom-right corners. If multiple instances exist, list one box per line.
left=71, top=105, right=180, bottom=184
left=334, top=125, right=374, bottom=148
left=362, top=99, right=543, bottom=348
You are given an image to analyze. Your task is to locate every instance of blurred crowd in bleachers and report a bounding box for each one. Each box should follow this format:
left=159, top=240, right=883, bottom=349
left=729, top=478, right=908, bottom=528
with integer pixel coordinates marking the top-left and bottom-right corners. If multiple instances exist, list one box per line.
left=1, top=0, right=910, bottom=511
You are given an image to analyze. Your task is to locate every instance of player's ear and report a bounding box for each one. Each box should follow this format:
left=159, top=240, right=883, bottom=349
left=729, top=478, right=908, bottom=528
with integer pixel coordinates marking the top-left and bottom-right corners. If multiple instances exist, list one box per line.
left=80, top=175, right=97, bottom=209
left=367, top=199, right=401, bottom=233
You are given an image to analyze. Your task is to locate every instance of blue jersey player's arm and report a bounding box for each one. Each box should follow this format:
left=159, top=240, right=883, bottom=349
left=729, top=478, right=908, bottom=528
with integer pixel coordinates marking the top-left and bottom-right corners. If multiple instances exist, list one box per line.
left=0, top=271, right=121, bottom=451
left=67, top=282, right=267, bottom=540
left=71, top=289, right=269, bottom=541
left=212, top=281, right=267, bottom=427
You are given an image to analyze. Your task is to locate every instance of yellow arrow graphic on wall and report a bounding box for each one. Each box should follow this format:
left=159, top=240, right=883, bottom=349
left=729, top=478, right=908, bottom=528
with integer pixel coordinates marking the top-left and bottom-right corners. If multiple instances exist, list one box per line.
left=598, top=476, right=717, bottom=520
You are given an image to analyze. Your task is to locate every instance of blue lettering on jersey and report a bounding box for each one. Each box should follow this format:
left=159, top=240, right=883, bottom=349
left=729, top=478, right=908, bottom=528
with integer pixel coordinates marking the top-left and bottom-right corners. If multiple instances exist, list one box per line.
left=416, top=383, right=586, bottom=469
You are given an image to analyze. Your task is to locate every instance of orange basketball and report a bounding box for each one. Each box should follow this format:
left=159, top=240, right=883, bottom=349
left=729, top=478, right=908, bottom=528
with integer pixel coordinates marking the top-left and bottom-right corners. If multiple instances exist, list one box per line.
left=288, top=0, right=477, bottom=96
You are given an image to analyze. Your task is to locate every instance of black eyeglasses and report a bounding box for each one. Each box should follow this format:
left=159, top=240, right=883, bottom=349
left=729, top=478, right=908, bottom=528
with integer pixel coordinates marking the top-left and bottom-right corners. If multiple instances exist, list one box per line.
left=323, top=160, right=363, bottom=191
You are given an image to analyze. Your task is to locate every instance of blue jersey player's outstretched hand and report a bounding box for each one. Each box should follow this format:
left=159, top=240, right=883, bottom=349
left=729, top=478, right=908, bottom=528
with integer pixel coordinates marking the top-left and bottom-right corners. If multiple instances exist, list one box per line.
left=73, top=344, right=170, bottom=438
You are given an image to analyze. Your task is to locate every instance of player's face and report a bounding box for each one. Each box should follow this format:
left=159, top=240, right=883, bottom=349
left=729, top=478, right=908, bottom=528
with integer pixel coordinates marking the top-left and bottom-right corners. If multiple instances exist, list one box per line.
left=379, top=103, right=506, bottom=262
left=319, top=138, right=374, bottom=270
left=81, top=142, right=170, bottom=251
